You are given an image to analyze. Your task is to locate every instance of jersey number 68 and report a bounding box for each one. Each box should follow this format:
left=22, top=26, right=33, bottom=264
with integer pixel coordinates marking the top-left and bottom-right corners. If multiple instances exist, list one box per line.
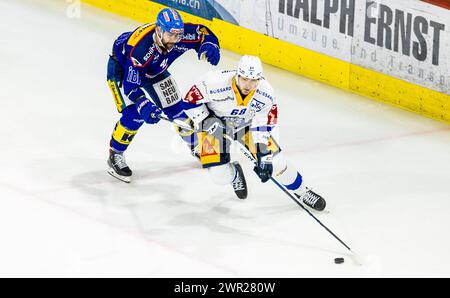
left=230, top=108, right=247, bottom=116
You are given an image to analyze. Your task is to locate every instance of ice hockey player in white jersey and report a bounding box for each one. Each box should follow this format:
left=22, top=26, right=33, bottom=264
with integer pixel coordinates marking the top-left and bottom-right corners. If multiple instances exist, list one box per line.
left=182, top=55, right=326, bottom=211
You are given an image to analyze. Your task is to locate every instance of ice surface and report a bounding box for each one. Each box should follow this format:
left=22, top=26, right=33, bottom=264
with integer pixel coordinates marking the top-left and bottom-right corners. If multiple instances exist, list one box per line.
left=1, top=0, right=449, bottom=277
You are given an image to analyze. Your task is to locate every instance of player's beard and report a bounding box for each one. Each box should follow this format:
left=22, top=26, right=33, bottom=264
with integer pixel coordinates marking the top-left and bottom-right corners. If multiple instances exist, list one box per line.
left=164, top=42, right=175, bottom=51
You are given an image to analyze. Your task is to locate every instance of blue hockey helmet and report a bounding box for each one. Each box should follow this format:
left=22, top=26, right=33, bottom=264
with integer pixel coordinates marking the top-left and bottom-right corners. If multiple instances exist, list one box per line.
left=156, top=8, right=184, bottom=35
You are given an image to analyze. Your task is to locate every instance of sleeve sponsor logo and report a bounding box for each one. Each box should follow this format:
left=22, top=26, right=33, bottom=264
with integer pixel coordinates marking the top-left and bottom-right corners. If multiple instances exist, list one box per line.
left=126, top=66, right=141, bottom=84
left=185, top=85, right=204, bottom=103
left=267, top=104, right=278, bottom=125
left=256, top=89, right=274, bottom=101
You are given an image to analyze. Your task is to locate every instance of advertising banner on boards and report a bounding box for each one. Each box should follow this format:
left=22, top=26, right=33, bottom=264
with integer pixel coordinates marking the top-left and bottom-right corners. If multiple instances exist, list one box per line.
left=157, top=0, right=449, bottom=94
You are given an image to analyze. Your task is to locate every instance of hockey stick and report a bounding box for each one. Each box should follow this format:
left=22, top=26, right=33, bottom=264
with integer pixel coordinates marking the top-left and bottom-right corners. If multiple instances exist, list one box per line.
left=156, top=114, right=362, bottom=264
left=232, top=140, right=362, bottom=264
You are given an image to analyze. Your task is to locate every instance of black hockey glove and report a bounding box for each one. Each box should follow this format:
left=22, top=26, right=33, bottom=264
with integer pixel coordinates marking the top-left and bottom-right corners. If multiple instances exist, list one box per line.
left=253, top=143, right=273, bottom=183
left=201, top=115, right=225, bottom=139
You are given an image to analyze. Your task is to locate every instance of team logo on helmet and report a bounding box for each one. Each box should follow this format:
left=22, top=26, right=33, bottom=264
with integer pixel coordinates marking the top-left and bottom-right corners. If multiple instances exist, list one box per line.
left=157, top=8, right=184, bottom=34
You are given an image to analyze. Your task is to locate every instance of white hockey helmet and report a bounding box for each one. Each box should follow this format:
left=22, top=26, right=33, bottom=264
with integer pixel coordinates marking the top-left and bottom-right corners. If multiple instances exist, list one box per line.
left=237, top=55, right=263, bottom=80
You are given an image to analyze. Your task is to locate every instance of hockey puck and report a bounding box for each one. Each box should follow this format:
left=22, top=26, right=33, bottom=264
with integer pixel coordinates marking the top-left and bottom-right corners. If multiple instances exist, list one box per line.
left=334, top=257, right=344, bottom=264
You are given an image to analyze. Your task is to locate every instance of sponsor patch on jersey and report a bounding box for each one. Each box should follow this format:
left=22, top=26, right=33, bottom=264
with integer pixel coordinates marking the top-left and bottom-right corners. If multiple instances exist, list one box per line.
left=256, top=89, right=274, bottom=101
left=126, top=66, right=141, bottom=84
left=173, top=45, right=190, bottom=52
left=209, top=87, right=232, bottom=94
left=268, top=104, right=278, bottom=125
left=182, top=33, right=197, bottom=40
left=184, top=85, right=204, bottom=104
left=201, top=137, right=218, bottom=157
left=250, top=99, right=266, bottom=112
left=153, top=76, right=181, bottom=108
left=143, top=47, right=155, bottom=62
left=160, top=58, right=168, bottom=69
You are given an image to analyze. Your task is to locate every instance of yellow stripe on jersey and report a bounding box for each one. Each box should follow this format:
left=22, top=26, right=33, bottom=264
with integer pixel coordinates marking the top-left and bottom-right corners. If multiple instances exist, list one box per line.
left=232, top=77, right=255, bottom=107
left=112, top=121, right=138, bottom=145
left=127, top=23, right=156, bottom=47
left=108, top=80, right=126, bottom=112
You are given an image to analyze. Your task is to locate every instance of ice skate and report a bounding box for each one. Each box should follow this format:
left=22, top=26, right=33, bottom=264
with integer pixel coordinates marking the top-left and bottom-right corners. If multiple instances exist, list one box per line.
left=107, top=149, right=132, bottom=183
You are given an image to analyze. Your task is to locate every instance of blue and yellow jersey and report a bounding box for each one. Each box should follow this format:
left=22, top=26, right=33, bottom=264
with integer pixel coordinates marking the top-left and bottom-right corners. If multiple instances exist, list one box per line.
left=112, top=22, right=219, bottom=101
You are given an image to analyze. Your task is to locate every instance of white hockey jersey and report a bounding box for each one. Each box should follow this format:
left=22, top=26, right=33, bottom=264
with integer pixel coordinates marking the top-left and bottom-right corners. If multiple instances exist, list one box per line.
left=183, top=70, right=278, bottom=145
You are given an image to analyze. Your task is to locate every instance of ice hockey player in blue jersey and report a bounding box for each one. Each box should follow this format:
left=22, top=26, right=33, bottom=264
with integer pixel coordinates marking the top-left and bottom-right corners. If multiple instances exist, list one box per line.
left=106, top=8, right=220, bottom=183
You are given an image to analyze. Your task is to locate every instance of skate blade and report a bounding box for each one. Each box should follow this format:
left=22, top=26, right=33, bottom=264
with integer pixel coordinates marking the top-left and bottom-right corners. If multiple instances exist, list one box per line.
left=236, top=193, right=248, bottom=200
left=107, top=168, right=131, bottom=183
left=305, top=205, right=329, bottom=214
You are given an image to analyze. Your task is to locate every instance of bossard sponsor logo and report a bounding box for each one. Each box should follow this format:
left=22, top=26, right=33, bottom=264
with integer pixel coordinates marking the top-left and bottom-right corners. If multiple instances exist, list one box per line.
left=250, top=98, right=266, bottom=112
left=256, top=89, right=274, bottom=101
left=209, top=87, right=232, bottom=94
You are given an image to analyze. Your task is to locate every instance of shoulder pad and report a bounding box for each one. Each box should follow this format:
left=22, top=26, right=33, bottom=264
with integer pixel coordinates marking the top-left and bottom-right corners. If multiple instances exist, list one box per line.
left=255, top=81, right=275, bottom=102
left=127, top=23, right=156, bottom=47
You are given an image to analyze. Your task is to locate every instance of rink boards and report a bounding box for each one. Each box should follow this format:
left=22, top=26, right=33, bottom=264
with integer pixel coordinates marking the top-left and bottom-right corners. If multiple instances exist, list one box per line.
left=80, top=0, right=450, bottom=124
